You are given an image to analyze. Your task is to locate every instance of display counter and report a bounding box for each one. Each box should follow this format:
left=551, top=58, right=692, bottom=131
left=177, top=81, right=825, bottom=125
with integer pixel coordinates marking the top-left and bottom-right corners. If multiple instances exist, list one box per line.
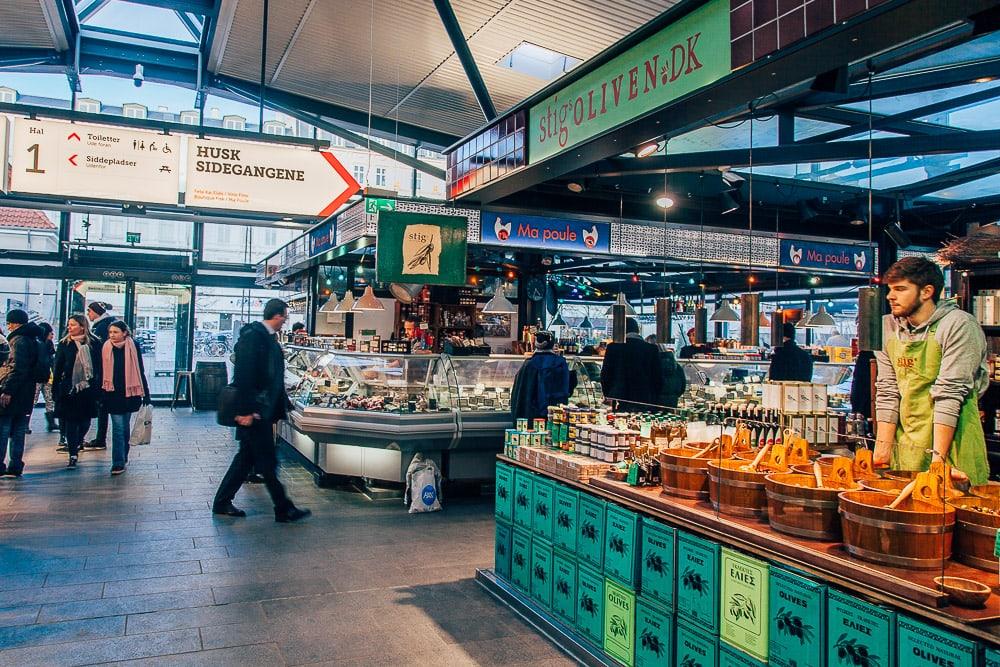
left=484, top=457, right=1000, bottom=667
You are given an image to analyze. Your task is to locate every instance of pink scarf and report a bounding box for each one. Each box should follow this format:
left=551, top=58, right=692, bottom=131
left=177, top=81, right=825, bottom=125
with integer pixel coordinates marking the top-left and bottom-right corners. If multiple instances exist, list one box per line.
left=102, top=337, right=144, bottom=397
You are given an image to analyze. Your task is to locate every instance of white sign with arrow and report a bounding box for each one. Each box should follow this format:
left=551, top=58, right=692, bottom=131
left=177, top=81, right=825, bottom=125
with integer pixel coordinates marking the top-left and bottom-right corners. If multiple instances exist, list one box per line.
left=9, top=118, right=181, bottom=204
left=185, top=136, right=360, bottom=217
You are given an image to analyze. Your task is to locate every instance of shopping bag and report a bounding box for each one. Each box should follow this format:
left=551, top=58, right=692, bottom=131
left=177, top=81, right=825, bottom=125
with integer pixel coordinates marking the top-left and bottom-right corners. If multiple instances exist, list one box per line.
left=130, top=404, right=153, bottom=445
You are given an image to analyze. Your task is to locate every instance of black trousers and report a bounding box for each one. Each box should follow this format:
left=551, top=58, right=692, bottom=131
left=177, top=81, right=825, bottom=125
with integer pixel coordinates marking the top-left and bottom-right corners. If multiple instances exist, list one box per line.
left=63, top=417, right=91, bottom=457
left=213, top=420, right=292, bottom=513
left=93, top=406, right=109, bottom=444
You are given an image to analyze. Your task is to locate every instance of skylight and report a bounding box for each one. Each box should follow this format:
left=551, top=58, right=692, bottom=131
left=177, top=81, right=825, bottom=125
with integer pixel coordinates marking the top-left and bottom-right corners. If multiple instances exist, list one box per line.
left=496, top=42, right=581, bottom=81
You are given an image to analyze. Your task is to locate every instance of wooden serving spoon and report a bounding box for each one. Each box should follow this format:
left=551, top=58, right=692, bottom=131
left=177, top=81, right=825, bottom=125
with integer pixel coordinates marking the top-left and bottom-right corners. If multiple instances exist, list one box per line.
left=888, top=479, right=918, bottom=509
left=812, top=461, right=824, bottom=488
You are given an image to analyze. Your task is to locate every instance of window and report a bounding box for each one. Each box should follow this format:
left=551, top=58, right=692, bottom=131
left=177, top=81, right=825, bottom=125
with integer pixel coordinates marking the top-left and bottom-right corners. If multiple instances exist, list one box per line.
left=202, top=224, right=297, bottom=264
left=352, top=165, right=366, bottom=184
left=263, top=121, right=286, bottom=135
left=414, top=171, right=423, bottom=193
left=222, top=115, right=245, bottom=131
left=0, top=88, right=15, bottom=103
left=215, top=225, right=232, bottom=244
left=496, top=42, right=581, bottom=80
left=122, top=104, right=147, bottom=119
left=0, top=207, right=59, bottom=253
left=70, top=213, right=192, bottom=250
left=76, top=98, right=100, bottom=113
left=179, top=110, right=199, bottom=125
left=375, top=167, right=387, bottom=187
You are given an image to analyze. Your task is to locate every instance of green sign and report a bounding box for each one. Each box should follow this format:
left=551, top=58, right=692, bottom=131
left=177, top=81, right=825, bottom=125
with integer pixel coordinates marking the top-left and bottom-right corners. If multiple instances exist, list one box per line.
left=529, top=0, right=730, bottom=163
left=126, top=232, right=141, bottom=244
left=375, top=211, right=468, bottom=287
left=365, top=197, right=396, bottom=213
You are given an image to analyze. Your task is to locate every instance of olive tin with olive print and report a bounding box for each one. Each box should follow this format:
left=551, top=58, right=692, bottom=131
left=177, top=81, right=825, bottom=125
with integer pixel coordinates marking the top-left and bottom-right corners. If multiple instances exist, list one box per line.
left=719, top=643, right=766, bottom=667
left=494, top=520, right=513, bottom=582
left=576, top=564, right=605, bottom=646
left=826, top=588, right=895, bottom=667
left=768, top=567, right=826, bottom=667
left=639, top=518, right=676, bottom=611
left=604, top=577, right=637, bottom=667
left=551, top=551, right=577, bottom=626
left=495, top=463, right=514, bottom=522
left=676, top=531, right=721, bottom=634
left=677, top=617, right=719, bottom=667
left=604, top=504, right=641, bottom=587
left=897, top=615, right=979, bottom=667
left=719, top=548, right=770, bottom=663
left=552, top=485, right=578, bottom=553
left=531, top=476, right=555, bottom=541
left=513, top=469, right=534, bottom=530
left=577, top=494, right=606, bottom=570
left=634, top=598, right=672, bottom=667
left=510, top=527, right=532, bottom=593
left=530, top=537, right=554, bottom=610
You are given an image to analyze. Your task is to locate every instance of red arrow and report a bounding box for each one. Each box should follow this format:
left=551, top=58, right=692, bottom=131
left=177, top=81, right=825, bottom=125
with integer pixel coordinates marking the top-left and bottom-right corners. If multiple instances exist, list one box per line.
left=68, top=154, right=78, bottom=166
left=318, top=151, right=361, bottom=217
left=67, top=132, right=81, bottom=141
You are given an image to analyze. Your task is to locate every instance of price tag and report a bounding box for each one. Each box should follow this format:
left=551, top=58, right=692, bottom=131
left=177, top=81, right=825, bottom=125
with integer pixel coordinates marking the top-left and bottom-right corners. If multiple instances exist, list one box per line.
left=640, top=421, right=652, bottom=439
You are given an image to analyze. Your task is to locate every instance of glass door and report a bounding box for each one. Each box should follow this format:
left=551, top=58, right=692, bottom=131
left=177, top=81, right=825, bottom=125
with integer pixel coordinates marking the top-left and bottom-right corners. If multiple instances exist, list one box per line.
left=64, top=280, right=192, bottom=400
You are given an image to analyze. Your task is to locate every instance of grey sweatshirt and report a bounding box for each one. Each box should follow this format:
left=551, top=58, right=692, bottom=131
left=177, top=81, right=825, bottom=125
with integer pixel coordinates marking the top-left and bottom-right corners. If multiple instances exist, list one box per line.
left=874, top=299, right=988, bottom=428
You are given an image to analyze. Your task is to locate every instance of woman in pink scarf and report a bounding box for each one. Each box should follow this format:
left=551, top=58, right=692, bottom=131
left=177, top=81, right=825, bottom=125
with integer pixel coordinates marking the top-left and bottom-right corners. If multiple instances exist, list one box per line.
left=101, top=321, right=150, bottom=475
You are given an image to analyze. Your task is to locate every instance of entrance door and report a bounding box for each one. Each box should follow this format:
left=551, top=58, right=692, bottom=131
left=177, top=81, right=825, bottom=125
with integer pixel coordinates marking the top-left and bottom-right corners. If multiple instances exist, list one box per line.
left=65, top=280, right=192, bottom=399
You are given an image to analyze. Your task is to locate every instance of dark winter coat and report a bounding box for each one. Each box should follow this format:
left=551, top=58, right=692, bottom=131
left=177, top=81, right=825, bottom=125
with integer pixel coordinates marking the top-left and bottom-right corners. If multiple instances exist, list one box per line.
left=656, top=350, right=688, bottom=409
left=769, top=339, right=815, bottom=382
left=601, top=335, right=662, bottom=411
left=510, top=351, right=571, bottom=422
left=52, top=337, right=104, bottom=420
left=0, top=322, right=42, bottom=416
left=101, top=341, right=150, bottom=415
left=233, top=322, right=289, bottom=433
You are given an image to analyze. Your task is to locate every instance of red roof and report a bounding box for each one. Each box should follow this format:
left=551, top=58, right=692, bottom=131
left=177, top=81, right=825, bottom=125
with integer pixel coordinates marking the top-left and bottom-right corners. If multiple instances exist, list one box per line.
left=0, top=208, right=57, bottom=231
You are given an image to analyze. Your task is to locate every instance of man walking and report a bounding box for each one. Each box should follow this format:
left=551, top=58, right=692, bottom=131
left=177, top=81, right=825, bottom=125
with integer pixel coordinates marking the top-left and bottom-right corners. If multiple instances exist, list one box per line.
left=86, top=302, right=113, bottom=450
left=0, top=310, right=42, bottom=478
left=213, top=299, right=310, bottom=522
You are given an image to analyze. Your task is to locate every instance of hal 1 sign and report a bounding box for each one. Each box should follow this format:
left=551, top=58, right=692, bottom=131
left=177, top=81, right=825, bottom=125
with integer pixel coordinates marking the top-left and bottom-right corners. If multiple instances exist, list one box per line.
left=779, top=239, right=873, bottom=274
left=481, top=212, right=610, bottom=253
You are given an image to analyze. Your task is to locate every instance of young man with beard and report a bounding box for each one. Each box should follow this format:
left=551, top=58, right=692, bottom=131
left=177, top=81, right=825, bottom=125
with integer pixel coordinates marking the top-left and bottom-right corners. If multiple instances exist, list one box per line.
left=874, top=257, right=989, bottom=485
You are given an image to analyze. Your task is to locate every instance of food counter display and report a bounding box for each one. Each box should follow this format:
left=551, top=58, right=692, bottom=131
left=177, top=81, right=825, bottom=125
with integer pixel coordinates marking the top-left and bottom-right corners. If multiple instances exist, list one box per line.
left=679, top=359, right=854, bottom=408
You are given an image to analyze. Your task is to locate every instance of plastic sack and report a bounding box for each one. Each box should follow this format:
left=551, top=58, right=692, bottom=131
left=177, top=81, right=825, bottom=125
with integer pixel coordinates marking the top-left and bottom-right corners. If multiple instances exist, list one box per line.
left=405, top=453, right=442, bottom=513
left=130, top=405, right=153, bottom=445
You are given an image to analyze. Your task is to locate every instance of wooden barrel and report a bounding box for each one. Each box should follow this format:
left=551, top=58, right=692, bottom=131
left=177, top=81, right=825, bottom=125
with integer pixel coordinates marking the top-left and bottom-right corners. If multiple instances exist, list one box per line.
left=791, top=457, right=879, bottom=481
left=736, top=447, right=819, bottom=462
left=658, top=446, right=714, bottom=500
left=707, top=459, right=770, bottom=520
left=839, top=490, right=954, bottom=570
left=861, top=476, right=963, bottom=499
left=765, top=473, right=856, bottom=540
left=883, top=469, right=920, bottom=481
left=971, top=484, right=1000, bottom=502
left=948, top=497, right=1000, bottom=571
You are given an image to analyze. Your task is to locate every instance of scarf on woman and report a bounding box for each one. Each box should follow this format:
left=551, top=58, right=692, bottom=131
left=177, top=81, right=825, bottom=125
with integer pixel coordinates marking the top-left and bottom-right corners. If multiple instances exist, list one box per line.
left=102, top=337, right=144, bottom=397
left=70, top=334, right=94, bottom=394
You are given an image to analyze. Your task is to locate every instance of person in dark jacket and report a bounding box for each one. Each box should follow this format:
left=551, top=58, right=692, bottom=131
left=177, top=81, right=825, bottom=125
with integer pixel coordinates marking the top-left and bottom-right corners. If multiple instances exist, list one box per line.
left=0, top=310, right=41, bottom=478
left=769, top=322, right=815, bottom=382
left=52, top=314, right=103, bottom=468
left=646, top=336, right=687, bottom=409
left=86, top=302, right=114, bottom=450
left=213, top=299, right=310, bottom=522
left=101, top=321, right=150, bottom=475
left=601, top=318, right=662, bottom=412
left=511, top=331, right=571, bottom=422
left=33, top=322, right=57, bottom=434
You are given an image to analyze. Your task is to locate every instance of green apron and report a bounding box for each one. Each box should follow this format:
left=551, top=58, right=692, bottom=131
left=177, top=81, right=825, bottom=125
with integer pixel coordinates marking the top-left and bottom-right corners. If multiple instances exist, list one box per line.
left=886, top=320, right=989, bottom=486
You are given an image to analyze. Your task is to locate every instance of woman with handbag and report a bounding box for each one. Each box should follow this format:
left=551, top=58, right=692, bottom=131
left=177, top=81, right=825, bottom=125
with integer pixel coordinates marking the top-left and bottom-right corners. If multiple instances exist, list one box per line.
left=101, top=321, right=150, bottom=476
left=52, top=315, right=103, bottom=469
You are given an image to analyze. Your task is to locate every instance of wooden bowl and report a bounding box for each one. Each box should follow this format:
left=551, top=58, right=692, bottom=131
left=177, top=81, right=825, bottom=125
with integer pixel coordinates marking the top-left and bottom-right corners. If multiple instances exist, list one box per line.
left=971, top=483, right=1000, bottom=501
left=933, top=576, right=992, bottom=608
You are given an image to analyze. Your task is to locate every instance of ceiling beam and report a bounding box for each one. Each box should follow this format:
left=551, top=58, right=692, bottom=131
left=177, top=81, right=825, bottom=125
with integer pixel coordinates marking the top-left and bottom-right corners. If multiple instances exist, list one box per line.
left=579, top=129, right=1000, bottom=177
left=175, top=11, right=202, bottom=41
left=76, top=0, right=112, bottom=23
left=795, top=107, right=959, bottom=137
left=799, top=84, right=1000, bottom=144
left=432, top=0, right=497, bottom=121
left=888, top=156, right=1000, bottom=198
left=114, top=0, right=217, bottom=17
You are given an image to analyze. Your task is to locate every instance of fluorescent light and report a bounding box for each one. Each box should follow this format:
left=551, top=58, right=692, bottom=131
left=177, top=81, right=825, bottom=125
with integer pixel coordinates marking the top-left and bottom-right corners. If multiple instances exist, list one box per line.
left=655, top=195, right=674, bottom=209
left=566, top=182, right=584, bottom=193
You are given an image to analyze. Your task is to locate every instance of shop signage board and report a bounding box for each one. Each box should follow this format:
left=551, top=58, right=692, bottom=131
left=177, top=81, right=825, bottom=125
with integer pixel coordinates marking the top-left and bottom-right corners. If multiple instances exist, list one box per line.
left=9, top=118, right=181, bottom=204
left=125, top=232, right=141, bottom=244
left=480, top=211, right=610, bottom=253
left=528, top=0, right=730, bottom=163
left=375, top=211, right=468, bottom=286
left=778, top=238, right=874, bottom=274
left=310, top=220, right=336, bottom=257
left=185, top=137, right=360, bottom=217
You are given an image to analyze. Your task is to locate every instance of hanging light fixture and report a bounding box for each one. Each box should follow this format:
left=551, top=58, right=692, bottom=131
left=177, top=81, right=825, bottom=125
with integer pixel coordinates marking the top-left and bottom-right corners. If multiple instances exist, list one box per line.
left=805, top=304, right=836, bottom=328
left=334, top=290, right=355, bottom=312
left=319, top=292, right=340, bottom=313
left=710, top=300, right=739, bottom=322
left=604, top=292, right=636, bottom=316
left=579, top=313, right=594, bottom=330
left=796, top=310, right=813, bottom=328
left=551, top=309, right=567, bottom=327
left=353, top=284, right=385, bottom=311
left=482, top=283, right=516, bottom=313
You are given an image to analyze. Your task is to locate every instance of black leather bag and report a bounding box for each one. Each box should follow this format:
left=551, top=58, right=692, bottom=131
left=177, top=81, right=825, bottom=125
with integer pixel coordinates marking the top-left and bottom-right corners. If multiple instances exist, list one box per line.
left=215, top=383, right=241, bottom=427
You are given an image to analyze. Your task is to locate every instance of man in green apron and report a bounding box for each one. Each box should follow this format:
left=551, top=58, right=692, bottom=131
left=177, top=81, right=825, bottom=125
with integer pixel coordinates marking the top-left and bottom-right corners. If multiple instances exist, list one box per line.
left=874, top=257, right=990, bottom=485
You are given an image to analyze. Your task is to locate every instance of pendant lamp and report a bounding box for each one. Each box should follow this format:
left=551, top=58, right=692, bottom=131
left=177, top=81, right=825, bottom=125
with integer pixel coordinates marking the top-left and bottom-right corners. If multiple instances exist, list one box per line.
left=319, top=292, right=339, bottom=313
left=710, top=301, right=739, bottom=322
left=483, top=284, right=516, bottom=314
left=353, top=285, right=385, bottom=311
left=604, top=292, right=636, bottom=317
left=334, top=290, right=355, bottom=312
left=804, top=305, right=836, bottom=328
left=759, top=311, right=771, bottom=327
left=796, top=310, right=812, bottom=328
left=551, top=309, right=567, bottom=327
left=579, top=314, right=594, bottom=330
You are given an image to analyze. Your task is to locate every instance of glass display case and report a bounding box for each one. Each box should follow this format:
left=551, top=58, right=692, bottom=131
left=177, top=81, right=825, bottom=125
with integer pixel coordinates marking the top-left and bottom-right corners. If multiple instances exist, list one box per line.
left=678, top=359, right=854, bottom=409
left=569, top=356, right=605, bottom=407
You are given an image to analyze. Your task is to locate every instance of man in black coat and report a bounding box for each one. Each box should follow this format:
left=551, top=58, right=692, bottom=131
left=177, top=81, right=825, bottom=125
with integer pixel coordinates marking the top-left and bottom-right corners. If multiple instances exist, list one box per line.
left=213, top=299, right=310, bottom=522
left=769, top=322, right=815, bottom=382
left=600, top=318, right=662, bottom=412
left=86, top=302, right=113, bottom=449
left=0, top=310, right=41, bottom=478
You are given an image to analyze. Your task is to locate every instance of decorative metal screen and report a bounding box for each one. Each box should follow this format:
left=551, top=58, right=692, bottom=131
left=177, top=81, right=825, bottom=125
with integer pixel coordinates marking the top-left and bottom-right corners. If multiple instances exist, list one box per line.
left=612, top=221, right=778, bottom=268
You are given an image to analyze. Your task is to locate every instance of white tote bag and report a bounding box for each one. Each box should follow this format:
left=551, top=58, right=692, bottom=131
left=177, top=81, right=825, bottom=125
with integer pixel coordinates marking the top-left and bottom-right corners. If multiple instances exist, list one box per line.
left=130, top=405, right=153, bottom=445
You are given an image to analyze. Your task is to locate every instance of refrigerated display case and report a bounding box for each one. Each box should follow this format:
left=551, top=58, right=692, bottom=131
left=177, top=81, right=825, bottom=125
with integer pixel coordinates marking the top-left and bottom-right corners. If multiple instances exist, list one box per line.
left=678, top=358, right=855, bottom=408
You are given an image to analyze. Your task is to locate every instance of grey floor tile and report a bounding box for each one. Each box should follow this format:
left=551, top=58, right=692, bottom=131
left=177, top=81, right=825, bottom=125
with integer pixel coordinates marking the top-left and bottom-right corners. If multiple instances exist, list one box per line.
left=211, top=578, right=334, bottom=605
left=45, top=560, right=203, bottom=588
left=109, top=642, right=284, bottom=666
left=38, top=589, right=216, bottom=623
left=0, top=583, right=104, bottom=607
left=0, top=605, right=39, bottom=629
left=197, top=620, right=274, bottom=651
left=126, top=602, right=265, bottom=635
left=0, top=614, right=125, bottom=650
left=86, top=547, right=229, bottom=570
left=0, top=628, right=201, bottom=667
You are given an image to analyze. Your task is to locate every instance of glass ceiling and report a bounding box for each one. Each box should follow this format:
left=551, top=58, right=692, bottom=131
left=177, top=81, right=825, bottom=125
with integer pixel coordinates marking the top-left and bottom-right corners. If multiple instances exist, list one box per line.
left=83, top=1, right=198, bottom=44
left=918, top=173, right=1000, bottom=201
left=840, top=79, right=1000, bottom=118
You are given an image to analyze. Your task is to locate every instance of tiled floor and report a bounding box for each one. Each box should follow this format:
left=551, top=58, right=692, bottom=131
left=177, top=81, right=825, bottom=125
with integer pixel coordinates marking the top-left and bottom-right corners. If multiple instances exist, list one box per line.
left=0, top=409, right=572, bottom=666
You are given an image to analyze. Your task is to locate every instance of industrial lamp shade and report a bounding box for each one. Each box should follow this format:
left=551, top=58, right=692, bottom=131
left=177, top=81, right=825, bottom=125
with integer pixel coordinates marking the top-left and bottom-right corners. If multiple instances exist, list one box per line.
left=482, top=285, right=516, bottom=314
left=579, top=315, right=594, bottom=330
left=604, top=292, right=636, bottom=317
left=796, top=310, right=813, bottom=328
left=334, top=290, right=355, bottom=312
left=805, top=305, right=836, bottom=328
left=389, top=283, right=423, bottom=304
left=550, top=309, right=567, bottom=327
left=319, top=292, right=339, bottom=313
left=710, top=301, right=739, bottom=322
left=353, top=285, right=385, bottom=311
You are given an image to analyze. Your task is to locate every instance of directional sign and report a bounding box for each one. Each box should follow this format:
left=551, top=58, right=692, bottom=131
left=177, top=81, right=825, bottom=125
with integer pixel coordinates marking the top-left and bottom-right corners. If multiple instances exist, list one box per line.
left=9, top=118, right=181, bottom=204
left=185, top=137, right=361, bottom=217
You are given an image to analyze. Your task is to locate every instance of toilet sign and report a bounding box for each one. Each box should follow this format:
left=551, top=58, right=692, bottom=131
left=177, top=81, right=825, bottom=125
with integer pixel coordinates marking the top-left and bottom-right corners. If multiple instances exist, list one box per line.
left=9, top=118, right=181, bottom=204
left=185, top=137, right=360, bottom=217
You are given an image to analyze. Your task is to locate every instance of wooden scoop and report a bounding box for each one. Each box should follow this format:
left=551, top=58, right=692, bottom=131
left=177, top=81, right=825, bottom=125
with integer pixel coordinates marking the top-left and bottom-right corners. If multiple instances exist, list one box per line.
left=888, top=479, right=918, bottom=509
left=748, top=443, right=771, bottom=472
left=735, top=426, right=754, bottom=452
left=720, top=436, right=736, bottom=459
left=812, top=461, right=824, bottom=488
left=827, top=457, right=855, bottom=490
left=854, top=449, right=874, bottom=476
left=768, top=444, right=790, bottom=472
left=692, top=438, right=720, bottom=459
